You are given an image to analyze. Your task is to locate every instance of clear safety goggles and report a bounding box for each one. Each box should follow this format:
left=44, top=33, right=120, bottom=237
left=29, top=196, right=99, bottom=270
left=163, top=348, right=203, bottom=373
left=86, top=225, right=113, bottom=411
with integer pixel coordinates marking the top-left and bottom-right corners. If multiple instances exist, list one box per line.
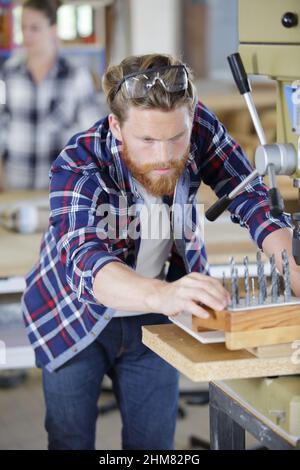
left=115, top=65, right=189, bottom=99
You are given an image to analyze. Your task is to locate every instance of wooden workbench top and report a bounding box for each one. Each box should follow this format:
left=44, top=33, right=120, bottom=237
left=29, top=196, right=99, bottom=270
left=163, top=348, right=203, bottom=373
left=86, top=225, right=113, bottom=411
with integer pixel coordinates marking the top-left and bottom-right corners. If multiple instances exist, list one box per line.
left=142, top=323, right=300, bottom=382
left=0, top=191, right=48, bottom=278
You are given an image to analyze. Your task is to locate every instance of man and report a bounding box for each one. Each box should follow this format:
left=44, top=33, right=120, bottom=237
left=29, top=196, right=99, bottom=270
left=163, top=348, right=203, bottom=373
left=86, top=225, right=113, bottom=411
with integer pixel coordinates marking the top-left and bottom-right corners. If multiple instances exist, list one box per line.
left=22, top=53, right=300, bottom=450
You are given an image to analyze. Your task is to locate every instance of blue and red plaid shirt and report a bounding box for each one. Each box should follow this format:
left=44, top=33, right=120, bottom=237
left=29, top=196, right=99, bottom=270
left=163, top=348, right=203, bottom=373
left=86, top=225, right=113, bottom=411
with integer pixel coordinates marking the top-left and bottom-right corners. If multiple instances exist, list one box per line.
left=21, top=101, right=291, bottom=371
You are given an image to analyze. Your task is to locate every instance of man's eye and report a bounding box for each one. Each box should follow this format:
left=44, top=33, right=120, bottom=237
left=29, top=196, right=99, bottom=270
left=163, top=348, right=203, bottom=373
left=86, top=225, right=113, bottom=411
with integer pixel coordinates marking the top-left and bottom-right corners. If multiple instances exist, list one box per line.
left=143, top=138, right=154, bottom=143
left=171, top=134, right=184, bottom=142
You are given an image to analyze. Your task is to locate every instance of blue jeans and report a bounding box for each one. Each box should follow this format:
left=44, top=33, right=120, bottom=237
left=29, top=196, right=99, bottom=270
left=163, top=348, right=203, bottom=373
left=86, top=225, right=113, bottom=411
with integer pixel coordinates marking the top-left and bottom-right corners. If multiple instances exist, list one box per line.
left=42, top=314, right=179, bottom=450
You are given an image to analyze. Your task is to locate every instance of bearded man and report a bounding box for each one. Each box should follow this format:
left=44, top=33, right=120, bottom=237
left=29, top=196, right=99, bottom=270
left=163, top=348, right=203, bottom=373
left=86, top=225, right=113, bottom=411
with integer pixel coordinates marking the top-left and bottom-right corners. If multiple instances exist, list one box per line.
left=22, top=53, right=298, bottom=450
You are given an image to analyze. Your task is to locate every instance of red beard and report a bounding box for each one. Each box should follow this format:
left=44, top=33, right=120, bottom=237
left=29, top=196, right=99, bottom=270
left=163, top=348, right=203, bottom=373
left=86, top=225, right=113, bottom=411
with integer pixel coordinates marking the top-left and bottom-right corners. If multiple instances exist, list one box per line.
left=121, top=142, right=189, bottom=197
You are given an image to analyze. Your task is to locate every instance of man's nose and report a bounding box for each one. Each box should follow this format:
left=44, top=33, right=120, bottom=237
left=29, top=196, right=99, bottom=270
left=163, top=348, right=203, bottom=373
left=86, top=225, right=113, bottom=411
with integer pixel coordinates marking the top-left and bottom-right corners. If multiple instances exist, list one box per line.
left=157, top=141, right=172, bottom=165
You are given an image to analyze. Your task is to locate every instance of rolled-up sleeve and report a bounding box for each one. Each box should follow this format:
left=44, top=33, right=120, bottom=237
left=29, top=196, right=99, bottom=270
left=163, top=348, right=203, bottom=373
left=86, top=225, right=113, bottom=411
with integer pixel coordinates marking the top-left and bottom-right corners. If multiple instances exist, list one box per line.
left=197, top=104, right=292, bottom=248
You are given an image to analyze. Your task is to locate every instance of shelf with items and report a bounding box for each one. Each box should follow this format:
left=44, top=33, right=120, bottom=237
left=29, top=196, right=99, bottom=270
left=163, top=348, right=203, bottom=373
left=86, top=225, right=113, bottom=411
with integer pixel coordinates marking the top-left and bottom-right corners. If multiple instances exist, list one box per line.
left=0, top=0, right=14, bottom=52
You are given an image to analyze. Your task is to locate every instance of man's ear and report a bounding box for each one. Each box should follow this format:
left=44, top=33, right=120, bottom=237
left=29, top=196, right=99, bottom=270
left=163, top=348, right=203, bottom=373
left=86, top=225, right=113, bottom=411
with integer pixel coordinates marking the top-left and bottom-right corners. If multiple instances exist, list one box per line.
left=109, top=114, right=122, bottom=142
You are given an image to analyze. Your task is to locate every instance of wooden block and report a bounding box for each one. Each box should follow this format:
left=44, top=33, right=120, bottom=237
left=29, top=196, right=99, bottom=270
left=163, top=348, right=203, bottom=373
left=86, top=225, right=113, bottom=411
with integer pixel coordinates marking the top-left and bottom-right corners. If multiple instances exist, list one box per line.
left=192, top=308, right=226, bottom=331
left=192, top=301, right=300, bottom=350
left=225, top=304, right=300, bottom=332
left=247, top=343, right=295, bottom=358
left=192, top=303, right=300, bottom=334
left=225, top=325, right=300, bottom=350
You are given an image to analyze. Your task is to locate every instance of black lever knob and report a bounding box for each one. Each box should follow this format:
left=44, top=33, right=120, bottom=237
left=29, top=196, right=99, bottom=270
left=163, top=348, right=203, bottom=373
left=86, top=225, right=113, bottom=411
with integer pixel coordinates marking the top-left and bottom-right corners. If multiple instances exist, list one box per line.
left=268, top=188, right=284, bottom=217
left=281, top=12, right=298, bottom=28
left=227, top=53, right=251, bottom=95
left=205, top=195, right=232, bottom=221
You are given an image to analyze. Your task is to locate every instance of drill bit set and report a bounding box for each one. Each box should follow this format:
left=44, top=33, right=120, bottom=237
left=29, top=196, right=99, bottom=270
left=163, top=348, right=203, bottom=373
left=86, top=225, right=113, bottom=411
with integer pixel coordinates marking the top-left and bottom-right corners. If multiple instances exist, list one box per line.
left=224, top=249, right=292, bottom=309
left=192, top=249, right=300, bottom=351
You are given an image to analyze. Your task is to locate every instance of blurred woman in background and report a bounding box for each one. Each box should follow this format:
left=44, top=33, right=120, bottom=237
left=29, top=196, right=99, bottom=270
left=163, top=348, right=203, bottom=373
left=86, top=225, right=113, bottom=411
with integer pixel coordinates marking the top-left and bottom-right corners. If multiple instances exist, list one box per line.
left=0, top=0, right=102, bottom=190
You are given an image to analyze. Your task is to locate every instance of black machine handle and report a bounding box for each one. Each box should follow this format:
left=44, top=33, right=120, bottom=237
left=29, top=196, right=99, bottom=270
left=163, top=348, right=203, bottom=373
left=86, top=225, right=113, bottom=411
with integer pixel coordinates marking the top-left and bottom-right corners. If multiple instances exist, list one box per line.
left=269, top=188, right=285, bottom=217
left=227, top=53, right=251, bottom=95
left=205, top=195, right=232, bottom=222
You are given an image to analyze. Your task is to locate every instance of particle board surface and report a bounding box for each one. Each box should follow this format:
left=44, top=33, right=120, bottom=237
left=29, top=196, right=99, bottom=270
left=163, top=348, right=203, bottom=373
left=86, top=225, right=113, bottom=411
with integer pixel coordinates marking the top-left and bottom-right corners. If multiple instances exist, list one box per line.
left=142, top=323, right=300, bottom=382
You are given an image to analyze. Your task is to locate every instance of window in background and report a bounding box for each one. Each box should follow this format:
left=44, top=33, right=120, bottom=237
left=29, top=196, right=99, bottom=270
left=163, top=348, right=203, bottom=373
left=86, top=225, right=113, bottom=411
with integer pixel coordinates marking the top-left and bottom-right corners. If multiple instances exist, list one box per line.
left=57, top=5, right=77, bottom=41
left=12, top=4, right=21, bottom=46
left=58, top=4, right=94, bottom=44
left=12, top=4, right=95, bottom=46
left=77, top=5, right=93, bottom=39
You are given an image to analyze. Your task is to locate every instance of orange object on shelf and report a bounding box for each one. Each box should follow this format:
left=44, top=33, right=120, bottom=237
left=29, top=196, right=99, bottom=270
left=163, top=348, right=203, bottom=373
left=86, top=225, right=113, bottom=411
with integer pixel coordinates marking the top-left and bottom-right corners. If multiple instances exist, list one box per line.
left=0, top=3, right=13, bottom=50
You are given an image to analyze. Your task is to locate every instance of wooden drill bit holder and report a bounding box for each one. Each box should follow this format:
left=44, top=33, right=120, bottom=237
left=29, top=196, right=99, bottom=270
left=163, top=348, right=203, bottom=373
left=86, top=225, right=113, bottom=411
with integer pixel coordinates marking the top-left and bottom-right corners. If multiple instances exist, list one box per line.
left=192, top=297, right=300, bottom=351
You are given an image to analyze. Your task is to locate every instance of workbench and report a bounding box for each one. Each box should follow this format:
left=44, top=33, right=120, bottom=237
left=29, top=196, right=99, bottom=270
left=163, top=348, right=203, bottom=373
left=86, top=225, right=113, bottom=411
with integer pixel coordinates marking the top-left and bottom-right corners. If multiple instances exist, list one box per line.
left=142, top=323, right=300, bottom=449
left=0, top=190, right=47, bottom=278
left=0, top=190, right=48, bottom=369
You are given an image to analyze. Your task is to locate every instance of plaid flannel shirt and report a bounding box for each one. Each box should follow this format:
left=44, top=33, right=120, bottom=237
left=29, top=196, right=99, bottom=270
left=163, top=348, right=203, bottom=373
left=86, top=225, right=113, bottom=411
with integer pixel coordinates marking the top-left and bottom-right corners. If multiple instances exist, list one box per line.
left=0, top=52, right=102, bottom=189
left=21, top=101, right=292, bottom=372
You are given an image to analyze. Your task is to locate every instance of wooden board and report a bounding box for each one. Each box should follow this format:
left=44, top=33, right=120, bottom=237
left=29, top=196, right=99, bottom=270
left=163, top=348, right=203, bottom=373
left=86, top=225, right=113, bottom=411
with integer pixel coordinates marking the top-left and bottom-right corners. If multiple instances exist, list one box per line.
left=142, top=324, right=300, bottom=382
left=247, top=343, right=296, bottom=358
left=225, top=325, right=300, bottom=351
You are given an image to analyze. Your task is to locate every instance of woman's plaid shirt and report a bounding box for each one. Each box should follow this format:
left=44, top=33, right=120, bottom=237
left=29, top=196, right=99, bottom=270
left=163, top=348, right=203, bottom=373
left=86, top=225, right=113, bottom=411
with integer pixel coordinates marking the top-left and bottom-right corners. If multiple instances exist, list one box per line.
left=0, top=53, right=101, bottom=189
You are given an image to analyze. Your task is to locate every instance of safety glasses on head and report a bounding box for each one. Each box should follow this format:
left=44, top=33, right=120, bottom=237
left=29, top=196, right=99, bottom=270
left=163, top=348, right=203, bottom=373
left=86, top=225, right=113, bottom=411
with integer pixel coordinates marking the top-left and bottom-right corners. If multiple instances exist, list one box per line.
left=114, top=65, right=189, bottom=99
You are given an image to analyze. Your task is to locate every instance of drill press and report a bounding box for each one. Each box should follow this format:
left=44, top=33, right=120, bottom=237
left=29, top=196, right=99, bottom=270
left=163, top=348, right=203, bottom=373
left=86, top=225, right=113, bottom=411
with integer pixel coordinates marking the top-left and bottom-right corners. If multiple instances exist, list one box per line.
left=206, top=0, right=300, bottom=266
left=202, top=1, right=300, bottom=351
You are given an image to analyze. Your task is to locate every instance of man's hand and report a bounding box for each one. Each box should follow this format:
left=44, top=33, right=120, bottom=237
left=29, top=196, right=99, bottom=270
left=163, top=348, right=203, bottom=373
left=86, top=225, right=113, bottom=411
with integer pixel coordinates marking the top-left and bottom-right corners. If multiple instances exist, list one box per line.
left=153, top=272, right=231, bottom=319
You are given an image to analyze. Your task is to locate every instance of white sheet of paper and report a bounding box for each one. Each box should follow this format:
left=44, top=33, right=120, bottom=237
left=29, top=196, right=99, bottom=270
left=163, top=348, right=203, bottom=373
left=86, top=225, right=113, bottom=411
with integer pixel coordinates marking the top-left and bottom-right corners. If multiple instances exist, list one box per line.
left=168, top=312, right=225, bottom=344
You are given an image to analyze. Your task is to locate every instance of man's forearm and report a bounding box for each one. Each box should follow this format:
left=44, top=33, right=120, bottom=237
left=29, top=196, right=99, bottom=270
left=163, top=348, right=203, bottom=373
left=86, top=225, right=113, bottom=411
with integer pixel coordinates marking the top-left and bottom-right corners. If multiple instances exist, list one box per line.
left=93, top=261, right=166, bottom=312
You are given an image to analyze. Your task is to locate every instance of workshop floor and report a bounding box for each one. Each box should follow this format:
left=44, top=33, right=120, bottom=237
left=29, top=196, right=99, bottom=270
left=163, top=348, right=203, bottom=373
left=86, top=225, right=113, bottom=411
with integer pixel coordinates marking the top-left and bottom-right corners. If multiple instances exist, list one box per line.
left=0, top=370, right=259, bottom=450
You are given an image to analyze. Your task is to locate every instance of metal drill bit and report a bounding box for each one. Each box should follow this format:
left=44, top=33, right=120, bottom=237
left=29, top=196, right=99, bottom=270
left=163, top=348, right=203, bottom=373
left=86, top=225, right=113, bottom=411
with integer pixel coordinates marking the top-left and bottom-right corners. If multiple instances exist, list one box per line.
left=270, top=254, right=279, bottom=303
left=235, top=267, right=240, bottom=305
left=282, top=249, right=291, bottom=302
left=222, top=271, right=226, bottom=289
left=263, top=274, right=268, bottom=302
left=256, top=251, right=265, bottom=304
left=230, top=257, right=237, bottom=308
left=251, top=277, right=256, bottom=304
left=244, top=256, right=250, bottom=306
